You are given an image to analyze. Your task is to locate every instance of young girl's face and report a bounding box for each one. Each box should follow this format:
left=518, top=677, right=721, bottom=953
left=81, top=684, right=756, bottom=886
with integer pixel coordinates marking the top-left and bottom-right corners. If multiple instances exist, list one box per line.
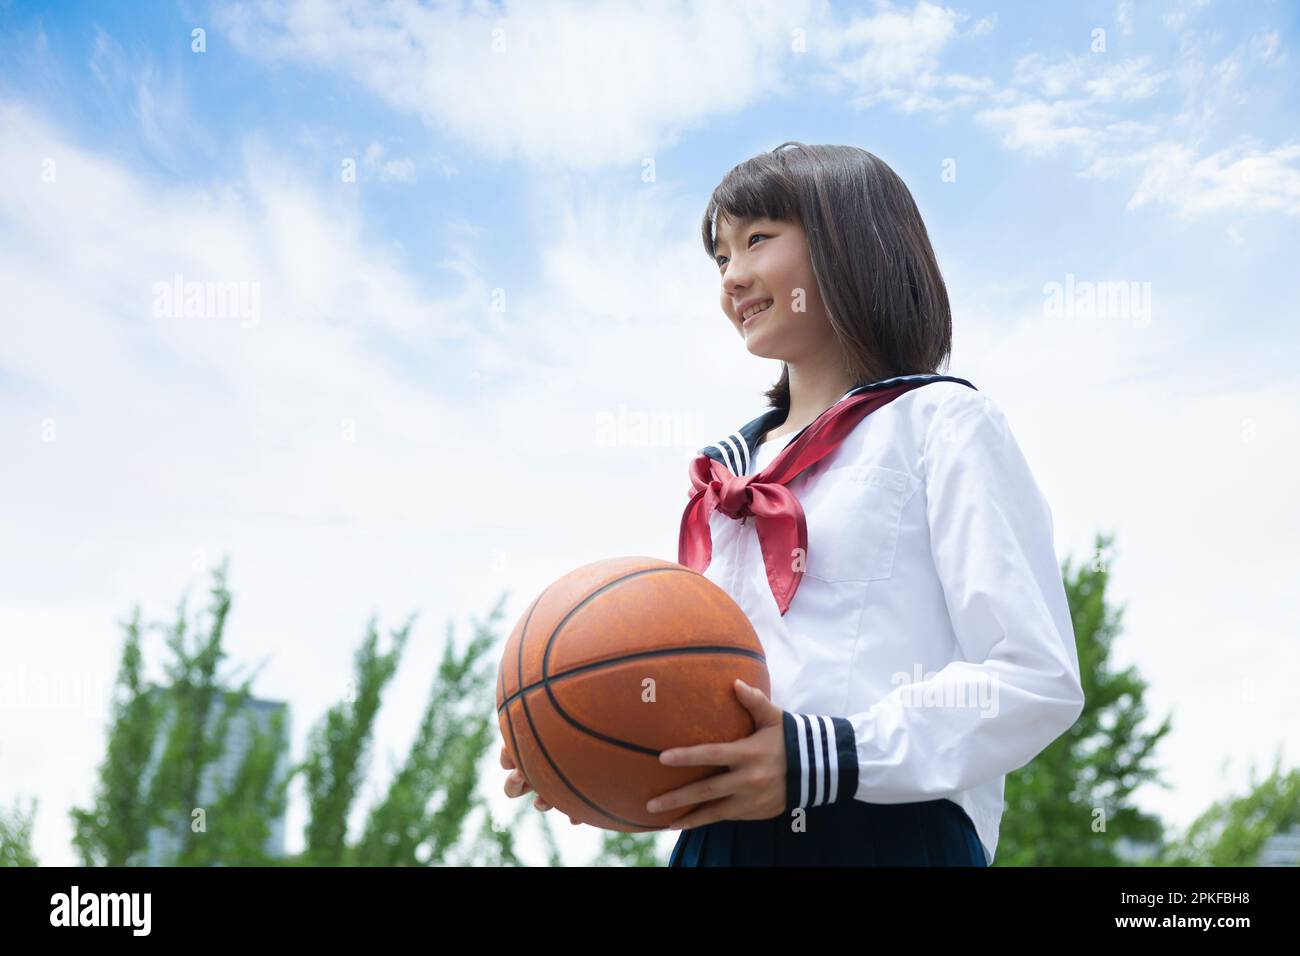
left=713, top=214, right=831, bottom=360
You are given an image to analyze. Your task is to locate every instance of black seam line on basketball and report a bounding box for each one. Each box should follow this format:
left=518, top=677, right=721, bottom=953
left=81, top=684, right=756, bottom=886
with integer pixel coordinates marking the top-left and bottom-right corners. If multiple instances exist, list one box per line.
left=541, top=567, right=758, bottom=773
left=506, top=590, right=548, bottom=806
left=504, top=591, right=545, bottom=803
left=515, top=682, right=650, bottom=830
left=513, top=586, right=625, bottom=824
left=517, top=572, right=654, bottom=831
left=540, top=565, right=697, bottom=682
left=527, top=567, right=702, bottom=832
left=494, top=645, right=768, bottom=716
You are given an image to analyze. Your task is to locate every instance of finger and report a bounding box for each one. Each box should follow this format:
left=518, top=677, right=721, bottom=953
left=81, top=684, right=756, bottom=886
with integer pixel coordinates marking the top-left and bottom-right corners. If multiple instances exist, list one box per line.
left=659, top=742, right=735, bottom=768
left=533, top=795, right=552, bottom=811
left=505, top=770, right=534, bottom=798
left=499, top=745, right=515, bottom=770
left=646, top=768, right=742, bottom=815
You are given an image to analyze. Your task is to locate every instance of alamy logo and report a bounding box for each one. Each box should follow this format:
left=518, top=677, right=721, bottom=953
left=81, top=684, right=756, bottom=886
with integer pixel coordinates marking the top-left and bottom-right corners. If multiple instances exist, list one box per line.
left=151, top=272, right=261, bottom=328
left=890, top=663, right=999, bottom=717
left=1041, top=272, right=1152, bottom=327
left=49, top=885, right=151, bottom=936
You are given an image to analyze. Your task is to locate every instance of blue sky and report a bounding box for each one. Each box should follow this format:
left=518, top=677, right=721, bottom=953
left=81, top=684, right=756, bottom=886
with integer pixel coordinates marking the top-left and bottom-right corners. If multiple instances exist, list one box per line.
left=2, top=0, right=1298, bottom=866
left=5, top=0, right=1299, bottom=360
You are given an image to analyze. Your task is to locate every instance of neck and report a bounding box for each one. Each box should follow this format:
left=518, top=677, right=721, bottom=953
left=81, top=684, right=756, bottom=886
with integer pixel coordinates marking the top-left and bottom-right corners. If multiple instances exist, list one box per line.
left=780, top=359, right=858, bottom=435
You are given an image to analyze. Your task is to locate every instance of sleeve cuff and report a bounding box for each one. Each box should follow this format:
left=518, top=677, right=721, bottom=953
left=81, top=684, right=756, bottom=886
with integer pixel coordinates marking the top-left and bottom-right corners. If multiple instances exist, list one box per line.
left=783, top=711, right=860, bottom=812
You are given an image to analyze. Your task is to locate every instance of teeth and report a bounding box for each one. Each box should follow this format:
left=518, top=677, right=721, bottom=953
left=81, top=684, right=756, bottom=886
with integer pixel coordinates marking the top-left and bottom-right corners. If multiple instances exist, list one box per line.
left=743, top=300, right=773, bottom=320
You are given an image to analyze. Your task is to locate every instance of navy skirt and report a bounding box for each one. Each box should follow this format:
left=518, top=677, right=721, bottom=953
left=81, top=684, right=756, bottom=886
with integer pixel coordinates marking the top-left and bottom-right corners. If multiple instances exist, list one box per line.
left=668, top=797, right=987, bottom=867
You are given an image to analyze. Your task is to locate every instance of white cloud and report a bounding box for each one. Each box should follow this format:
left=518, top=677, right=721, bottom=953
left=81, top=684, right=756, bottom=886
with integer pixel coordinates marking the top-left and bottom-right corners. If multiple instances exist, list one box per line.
left=768, top=1, right=1267, bottom=228
left=211, top=0, right=1297, bottom=226
left=1250, top=29, right=1283, bottom=64
left=975, top=100, right=1101, bottom=155
left=975, top=37, right=1300, bottom=220
left=1084, top=57, right=1169, bottom=100
left=214, top=0, right=816, bottom=170
left=87, top=26, right=209, bottom=169
left=1012, top=52, right=1089, bottom=98
left=1116, top=1, right=1134, bottom=37
left=826, top=0, right=963, bottom=86
left=1077, top=140, right=1300, bottom=217
left=1162, top=0, right=1212, bottom=31
left=362, top=140, right=418, bottom=183
left=1010, top=53, right=1167, bottom=102
left=213, top=0, right=998, bottom=139
left=819, top=0, right=996, bottom=112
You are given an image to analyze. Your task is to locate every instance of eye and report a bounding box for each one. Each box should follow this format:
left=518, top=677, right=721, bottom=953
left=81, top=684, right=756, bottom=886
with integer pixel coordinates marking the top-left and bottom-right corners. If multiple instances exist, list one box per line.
left=715, top=232, right=769, bottom=268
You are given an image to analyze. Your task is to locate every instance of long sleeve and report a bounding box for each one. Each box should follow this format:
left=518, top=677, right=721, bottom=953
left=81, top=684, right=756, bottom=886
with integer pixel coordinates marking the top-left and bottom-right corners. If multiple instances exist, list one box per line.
left=782, top=388, right=1085, bottom=811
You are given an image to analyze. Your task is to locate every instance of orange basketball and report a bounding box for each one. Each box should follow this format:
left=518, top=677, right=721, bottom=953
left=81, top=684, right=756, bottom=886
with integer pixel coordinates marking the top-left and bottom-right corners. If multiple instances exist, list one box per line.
left=496, top=555, right=770, bottom=831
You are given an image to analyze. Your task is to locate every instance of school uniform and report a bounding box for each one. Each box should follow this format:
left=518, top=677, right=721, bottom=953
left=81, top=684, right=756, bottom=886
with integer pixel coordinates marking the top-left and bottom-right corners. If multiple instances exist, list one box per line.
left=668, top=372, right=1085, bottom=866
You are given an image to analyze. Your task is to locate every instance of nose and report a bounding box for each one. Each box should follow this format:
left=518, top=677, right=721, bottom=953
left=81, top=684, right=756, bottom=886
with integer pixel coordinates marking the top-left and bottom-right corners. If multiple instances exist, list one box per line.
left=721, top=262, right=752, bottom=301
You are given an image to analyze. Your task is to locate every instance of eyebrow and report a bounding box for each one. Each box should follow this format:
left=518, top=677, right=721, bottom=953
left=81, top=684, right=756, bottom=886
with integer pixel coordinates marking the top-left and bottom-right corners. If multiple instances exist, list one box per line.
left=714, top=216, right=759, bottom=252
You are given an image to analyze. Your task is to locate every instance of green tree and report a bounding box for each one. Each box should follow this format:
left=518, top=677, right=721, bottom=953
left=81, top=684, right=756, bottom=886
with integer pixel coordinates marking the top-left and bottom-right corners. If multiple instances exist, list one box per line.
left=295, top=593, right=582, bottom=867
left=1156, top=753, right=1300, bottom=866
left=298, top=611, right=413, bottom=865
left=0, top=796, right=38, bottom=867
left=69, top=605, right=164, bottom=866
left=353, top=607, right=501, bottom=865
left=591, top=830, right=663, bottom=867
left=996, top=532, right=1170, bottom=865
left=71, top=558, right=291, bottom=866
left=62, top=561, right=683, bottom=867
left=185, top=697, right=290, bottom=866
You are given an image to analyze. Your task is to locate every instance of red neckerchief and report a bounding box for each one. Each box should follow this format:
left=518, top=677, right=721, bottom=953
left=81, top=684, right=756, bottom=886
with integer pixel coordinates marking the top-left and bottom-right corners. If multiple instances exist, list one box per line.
left=678, top=377, right=971, bottom=615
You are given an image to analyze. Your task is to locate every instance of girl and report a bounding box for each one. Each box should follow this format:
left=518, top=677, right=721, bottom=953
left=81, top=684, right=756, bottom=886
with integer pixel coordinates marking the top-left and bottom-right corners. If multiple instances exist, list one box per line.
left=503, top=142, right=1085, bottom=867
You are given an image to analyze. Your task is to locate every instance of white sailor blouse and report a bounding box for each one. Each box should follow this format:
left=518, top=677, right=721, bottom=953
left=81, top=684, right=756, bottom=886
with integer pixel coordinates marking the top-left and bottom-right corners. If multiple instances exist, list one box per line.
left=681, top=372, right=1085, bottom=865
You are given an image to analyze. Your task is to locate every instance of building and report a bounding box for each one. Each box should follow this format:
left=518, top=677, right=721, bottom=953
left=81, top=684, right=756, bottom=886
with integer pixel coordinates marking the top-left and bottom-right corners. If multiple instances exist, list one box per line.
left=1113, top=835, right=1162, bottom=864
left=142, top=687, right=290, bottom=866
left=1257, top=825, right=1300, bottom=866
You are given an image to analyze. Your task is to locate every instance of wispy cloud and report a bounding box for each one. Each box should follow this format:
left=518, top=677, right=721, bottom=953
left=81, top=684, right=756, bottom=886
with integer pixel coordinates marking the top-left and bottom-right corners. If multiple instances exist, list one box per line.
left=86, top=26, right=209, bottom=170
left=813, top=0, right=998, bottom=112
left=215, top=0, right=818, bottom=170
left=210, top=0, right=1300, bottom=221
left=362, top=140, right=417, bottom=183
left=1250, top=28, right=1285, bottom=65
left=969, top=23, right=1300, bottom=220
left=1087, top=140, right=1300, bottom=216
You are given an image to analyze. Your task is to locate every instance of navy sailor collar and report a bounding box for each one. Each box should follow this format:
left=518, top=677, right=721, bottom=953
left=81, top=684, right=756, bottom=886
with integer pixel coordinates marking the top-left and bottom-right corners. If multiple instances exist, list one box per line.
left=699, top=372, right=978, bottom=476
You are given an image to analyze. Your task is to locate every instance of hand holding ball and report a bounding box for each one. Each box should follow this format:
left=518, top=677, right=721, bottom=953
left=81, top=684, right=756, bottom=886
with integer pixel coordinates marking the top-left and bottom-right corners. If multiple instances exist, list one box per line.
left=496, top=556, right=770, bottom=830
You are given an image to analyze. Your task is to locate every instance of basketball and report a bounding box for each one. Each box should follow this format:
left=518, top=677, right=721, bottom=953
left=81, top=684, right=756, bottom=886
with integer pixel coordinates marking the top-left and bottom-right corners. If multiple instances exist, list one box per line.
left=496, top=555, right=771, bottom=831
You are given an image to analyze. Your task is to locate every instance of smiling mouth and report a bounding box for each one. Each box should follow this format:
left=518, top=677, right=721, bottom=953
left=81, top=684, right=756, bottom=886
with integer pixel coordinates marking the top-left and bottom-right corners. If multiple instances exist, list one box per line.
left=742, top=301, right=773, bottom=327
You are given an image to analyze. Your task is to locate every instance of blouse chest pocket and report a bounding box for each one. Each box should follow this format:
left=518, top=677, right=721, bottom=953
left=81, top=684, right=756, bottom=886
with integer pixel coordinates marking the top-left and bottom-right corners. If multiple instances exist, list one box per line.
left=800, top=464, right=918, bottom=584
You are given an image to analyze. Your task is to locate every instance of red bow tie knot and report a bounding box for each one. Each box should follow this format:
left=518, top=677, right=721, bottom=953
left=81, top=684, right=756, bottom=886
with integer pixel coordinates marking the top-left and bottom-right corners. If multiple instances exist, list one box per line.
left=711, top=474, right=756, bottom=520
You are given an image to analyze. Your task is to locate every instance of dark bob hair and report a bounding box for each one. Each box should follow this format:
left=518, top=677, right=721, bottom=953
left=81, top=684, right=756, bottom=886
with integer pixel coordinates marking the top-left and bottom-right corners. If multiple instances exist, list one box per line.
left=700, top=142, right=952, bottom=410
